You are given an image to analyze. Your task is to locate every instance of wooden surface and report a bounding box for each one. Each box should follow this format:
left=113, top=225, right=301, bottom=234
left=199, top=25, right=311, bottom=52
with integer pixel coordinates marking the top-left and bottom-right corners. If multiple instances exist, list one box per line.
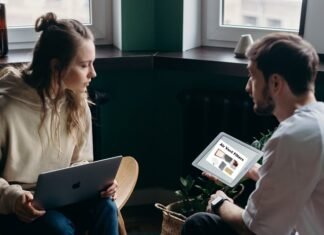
left=115, top=156, right=139, bottom=210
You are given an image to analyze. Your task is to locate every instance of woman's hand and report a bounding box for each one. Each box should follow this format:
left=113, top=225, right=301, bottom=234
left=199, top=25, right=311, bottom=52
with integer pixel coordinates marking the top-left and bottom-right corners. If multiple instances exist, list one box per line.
left=100, top=179, right=118, bottom=200
left=15, top=191, right=46, bottom=223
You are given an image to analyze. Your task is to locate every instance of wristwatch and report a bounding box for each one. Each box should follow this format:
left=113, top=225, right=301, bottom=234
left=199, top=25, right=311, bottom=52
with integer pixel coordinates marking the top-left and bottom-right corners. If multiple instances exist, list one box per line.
left=211, top=196, right=228, bottom=214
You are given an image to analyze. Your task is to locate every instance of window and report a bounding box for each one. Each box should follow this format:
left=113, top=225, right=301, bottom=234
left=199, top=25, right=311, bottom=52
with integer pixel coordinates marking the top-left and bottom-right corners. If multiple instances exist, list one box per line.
left=7, top=0, right=112, bottom=49
left=203, top=0, right=304, bottom=47
left=243, top=16, right=257, bottom=27
left=7, top=0, right=91, bottom=27
left=267, top=19, right=282, bottom=29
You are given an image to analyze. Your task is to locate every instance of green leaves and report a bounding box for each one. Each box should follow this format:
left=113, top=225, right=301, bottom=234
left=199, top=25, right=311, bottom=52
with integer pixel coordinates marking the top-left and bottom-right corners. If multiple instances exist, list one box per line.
left=180, top=175, right=195, bottom=191
left=175, top=175, right=247, bottom=216
left=251, top=129, right=274, bottom=150
left=174, top=175, right=223, bottom=216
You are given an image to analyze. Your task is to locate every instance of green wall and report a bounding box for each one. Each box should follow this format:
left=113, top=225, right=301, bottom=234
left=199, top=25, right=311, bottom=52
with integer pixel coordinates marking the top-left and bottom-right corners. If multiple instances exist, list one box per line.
left=122, top=0, right=155, bottom=51
left=90, top=68, right=249, bottom=189
left=155, top=0, right=183, bottom=51
left=121, top=0, right=183, bottom=51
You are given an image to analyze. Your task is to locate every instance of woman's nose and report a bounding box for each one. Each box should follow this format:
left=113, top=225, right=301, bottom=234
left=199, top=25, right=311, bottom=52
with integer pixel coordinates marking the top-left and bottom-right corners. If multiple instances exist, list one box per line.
left=89, top=64, right=97, bottom=79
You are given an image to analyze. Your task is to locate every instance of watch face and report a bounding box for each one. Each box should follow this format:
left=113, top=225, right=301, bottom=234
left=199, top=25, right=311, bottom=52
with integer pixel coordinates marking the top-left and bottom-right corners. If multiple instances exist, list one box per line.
left=211, top=196, right=225, bottom=213
left=211, top=196, right=224, bottom=206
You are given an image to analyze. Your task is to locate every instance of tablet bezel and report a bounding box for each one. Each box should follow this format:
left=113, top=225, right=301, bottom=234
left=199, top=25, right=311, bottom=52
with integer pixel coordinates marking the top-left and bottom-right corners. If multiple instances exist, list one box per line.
left=192, top=132, right=263, bottom=187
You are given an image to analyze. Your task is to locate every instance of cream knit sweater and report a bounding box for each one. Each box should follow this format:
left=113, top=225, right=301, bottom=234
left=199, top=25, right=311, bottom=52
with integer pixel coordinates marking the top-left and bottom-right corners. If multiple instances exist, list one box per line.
left=0, top=75, right=93, bottom=214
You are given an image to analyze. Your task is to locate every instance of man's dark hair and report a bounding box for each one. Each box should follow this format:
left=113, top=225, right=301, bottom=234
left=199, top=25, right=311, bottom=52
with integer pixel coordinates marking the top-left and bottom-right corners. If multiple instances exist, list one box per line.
left=246, top=33, right=319, bottom=95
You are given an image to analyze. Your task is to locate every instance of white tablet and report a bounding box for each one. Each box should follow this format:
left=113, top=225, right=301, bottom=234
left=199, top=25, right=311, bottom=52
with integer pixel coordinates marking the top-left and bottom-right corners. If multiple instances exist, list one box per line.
left=192, top=132, right=263, bottom=187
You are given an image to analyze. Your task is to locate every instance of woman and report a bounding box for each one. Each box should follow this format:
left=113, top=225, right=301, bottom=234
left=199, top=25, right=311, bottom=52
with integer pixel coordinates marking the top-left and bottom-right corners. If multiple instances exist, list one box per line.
left=0, top=12, right=119, bottom=235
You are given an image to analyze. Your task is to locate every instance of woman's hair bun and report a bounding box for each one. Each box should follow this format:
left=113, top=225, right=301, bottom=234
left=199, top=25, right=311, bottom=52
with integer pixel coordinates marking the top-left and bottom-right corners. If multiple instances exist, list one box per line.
left=35, top=12, right=58, bottom=32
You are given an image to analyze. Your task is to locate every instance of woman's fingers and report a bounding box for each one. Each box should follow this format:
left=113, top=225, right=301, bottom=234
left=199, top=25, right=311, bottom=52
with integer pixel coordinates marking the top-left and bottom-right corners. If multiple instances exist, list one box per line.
left=15, top=191, right=45, bottom=223
left=100, top=180, right=118, bottom=198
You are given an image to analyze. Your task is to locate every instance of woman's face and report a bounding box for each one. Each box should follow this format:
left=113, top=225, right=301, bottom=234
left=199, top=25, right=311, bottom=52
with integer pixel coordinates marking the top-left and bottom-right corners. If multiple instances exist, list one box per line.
left=61, top=39, right=96, bottom=93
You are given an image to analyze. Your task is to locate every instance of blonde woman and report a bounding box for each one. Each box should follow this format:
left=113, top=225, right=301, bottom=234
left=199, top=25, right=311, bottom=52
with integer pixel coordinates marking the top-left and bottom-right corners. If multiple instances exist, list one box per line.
left=0, top=12, right=118, bottom=235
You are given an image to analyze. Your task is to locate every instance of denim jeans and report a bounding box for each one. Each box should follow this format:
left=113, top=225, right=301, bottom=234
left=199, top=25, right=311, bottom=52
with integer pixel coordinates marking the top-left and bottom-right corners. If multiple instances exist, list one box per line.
left=0, top=197, right=118, bottom=235
left=181, top=212, right=239, bottom=235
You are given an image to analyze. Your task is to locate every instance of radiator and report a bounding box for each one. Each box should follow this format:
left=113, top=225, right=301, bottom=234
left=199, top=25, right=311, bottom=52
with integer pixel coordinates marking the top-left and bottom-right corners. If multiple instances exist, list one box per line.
left=178, top=89, right=278, bottom=176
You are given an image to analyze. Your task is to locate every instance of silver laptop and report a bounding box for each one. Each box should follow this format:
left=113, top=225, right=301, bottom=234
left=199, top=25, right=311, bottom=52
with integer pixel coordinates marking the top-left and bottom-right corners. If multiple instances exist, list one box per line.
left=33, top=155, right=122, bottom=210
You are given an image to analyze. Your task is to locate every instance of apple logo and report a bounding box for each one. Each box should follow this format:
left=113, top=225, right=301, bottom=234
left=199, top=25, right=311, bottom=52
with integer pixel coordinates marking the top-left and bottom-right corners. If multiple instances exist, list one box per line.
left=72, top=181, right=80, bottom=189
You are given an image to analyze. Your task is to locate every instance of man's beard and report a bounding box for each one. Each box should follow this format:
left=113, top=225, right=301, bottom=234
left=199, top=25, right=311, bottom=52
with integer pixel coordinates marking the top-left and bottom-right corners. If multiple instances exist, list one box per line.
left=254, top=86, right=275, bottom=116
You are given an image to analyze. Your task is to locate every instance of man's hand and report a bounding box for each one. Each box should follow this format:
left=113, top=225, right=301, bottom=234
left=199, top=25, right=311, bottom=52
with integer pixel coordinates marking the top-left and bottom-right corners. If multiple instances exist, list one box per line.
left=15, top=191, right=46, bottom=223
left=100, top=179, right=118, bottom=200
left=245, top=163, right=261, bottom=181
left=206, top=190, right=233, bottom=213
left=206, top=190, right=255, bottom=235
left=202, top=171, right=221, bottom=184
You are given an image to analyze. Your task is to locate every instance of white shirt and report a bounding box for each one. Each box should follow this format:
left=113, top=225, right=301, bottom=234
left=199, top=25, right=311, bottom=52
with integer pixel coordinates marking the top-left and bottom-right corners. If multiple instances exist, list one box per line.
left=243, top=102, right=324, bottom=235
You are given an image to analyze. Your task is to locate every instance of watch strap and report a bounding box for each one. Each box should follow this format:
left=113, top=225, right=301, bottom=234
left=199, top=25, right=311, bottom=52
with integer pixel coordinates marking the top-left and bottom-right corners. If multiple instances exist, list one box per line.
left=211, top=197, right=229, bottom=214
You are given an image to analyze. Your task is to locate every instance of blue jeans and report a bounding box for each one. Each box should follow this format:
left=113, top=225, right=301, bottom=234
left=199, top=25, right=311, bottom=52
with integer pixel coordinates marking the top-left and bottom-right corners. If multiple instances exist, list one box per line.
left=0, top=197, right=118, bottom=235
left=181, top=212, right=239, bottom=235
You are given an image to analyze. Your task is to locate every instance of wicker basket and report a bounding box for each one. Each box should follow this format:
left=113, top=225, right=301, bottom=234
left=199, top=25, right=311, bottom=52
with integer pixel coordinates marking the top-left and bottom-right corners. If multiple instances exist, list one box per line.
left=155, top=202, right=187, bottom=235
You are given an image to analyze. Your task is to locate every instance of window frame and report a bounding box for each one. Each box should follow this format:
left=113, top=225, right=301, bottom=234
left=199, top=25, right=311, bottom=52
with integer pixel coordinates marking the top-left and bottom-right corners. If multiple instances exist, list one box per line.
left=8, top=0, right=112, bottom=50
left=202, top=0, right=307, bottom=48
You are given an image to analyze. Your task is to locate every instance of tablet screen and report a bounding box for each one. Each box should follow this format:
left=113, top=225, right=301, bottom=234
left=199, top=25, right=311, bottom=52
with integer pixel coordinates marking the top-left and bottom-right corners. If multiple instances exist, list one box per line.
left=192, top=132, right=263, bottom=187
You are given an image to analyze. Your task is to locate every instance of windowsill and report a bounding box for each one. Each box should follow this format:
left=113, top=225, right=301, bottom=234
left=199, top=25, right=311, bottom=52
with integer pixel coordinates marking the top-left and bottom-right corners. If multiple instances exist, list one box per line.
left=1, top=45, right=324, bottom=79
left=0, top=49, right=33, bottom=65
left=155, top=47, right=249, bottom=77
left=0, top=45, right=154, bottom=70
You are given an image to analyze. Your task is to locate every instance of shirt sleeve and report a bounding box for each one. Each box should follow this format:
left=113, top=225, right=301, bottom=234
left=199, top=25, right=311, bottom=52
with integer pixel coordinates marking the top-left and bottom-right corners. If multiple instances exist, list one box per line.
left=242, top=131, right=321, bottom=235
left=0, top=179, right=24, bottom=214
left=0, top=105, right=24, bottom=214
left=70, top=105, right=94, bottom=166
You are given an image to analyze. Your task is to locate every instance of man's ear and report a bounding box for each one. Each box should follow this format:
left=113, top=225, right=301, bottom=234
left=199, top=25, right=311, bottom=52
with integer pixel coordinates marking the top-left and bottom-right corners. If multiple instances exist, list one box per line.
left=269, top=74, right=283, bottom=94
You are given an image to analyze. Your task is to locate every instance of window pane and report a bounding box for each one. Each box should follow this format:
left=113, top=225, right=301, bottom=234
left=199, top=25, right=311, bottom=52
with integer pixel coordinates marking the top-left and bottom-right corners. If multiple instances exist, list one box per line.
left=7, top=0, right=91, bottom=28
left=223, top=0, right=302, bottom=31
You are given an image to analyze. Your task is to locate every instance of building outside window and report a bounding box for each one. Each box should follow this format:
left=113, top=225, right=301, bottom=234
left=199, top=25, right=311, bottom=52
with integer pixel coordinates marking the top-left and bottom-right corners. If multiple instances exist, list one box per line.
left=243, top=16, right=257, bottom=27
left=223, top=0, right=301, bottom=31
left=7, top=0, right=91, bottom=27
left=6, top=0, right=111, bottom=49
left=204, top=0, right=303, bottom=47
left=267, top=19, right=282, bottom=29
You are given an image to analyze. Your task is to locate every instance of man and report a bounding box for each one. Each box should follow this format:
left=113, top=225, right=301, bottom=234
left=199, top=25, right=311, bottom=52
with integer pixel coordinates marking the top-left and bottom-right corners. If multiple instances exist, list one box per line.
left=181, top=32, right=324, bottom=235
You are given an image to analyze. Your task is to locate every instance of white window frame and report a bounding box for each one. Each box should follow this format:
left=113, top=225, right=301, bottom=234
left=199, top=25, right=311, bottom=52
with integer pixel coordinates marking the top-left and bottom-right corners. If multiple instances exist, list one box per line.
left=8, top=0, right=112, bottom=50
left=303, top=0, right=324, bottom=54
left=202, top=0, right=299, bottom=48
